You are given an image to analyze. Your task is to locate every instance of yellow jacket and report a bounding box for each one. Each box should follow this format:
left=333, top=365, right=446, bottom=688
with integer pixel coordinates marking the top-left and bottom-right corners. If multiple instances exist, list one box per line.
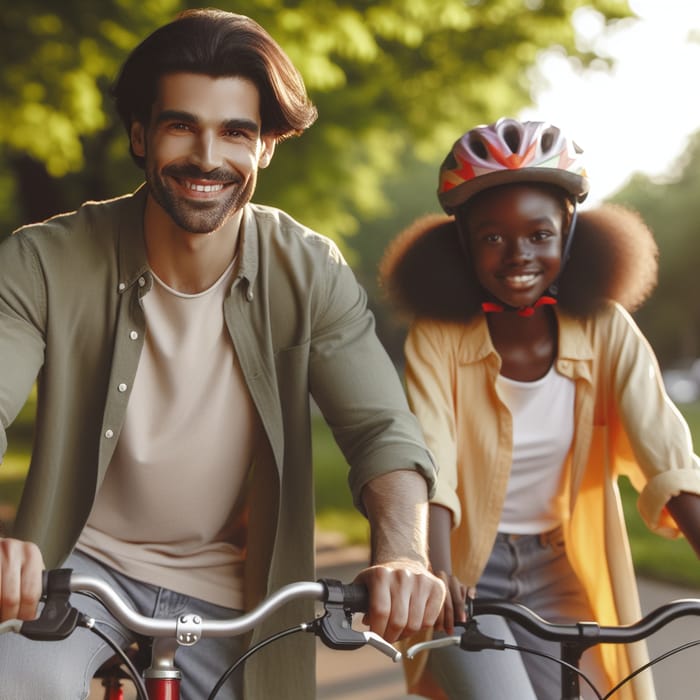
left=401, top=303, right=700, bottom=700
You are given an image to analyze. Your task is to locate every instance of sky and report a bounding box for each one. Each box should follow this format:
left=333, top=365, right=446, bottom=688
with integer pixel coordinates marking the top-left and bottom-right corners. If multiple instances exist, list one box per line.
left=520, top=0, right=700, bottom=204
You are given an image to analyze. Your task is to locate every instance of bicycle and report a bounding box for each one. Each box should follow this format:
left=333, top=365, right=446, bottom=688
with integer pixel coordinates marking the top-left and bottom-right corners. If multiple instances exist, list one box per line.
left=0, top=568, right=401, bottom=700
left=405, top=596, right=700, bottom=699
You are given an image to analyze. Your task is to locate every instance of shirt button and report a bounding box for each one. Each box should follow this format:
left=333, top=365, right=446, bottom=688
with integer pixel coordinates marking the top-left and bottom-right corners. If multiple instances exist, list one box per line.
left=104, top=429, right=114, bottom=439
left=246, top=289, right=254, bottom=301
left=118, top=383, right=127, bottom=392
left=129, top=331, right=138, bottom=340
left=118, top=283, right=126, bottom=292
left=138, top=277, right=146, bottom=287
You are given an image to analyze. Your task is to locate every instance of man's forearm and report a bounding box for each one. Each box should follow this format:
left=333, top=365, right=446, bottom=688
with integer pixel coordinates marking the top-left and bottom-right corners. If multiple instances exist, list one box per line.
left=361, top=469, right=430, bottom=566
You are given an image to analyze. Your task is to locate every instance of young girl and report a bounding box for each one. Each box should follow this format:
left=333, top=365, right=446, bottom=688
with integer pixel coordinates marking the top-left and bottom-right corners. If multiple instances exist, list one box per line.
left=380, top=118, right=700, bottom=700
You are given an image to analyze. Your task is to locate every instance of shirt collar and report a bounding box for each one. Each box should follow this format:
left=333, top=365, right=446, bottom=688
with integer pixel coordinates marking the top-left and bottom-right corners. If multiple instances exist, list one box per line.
left=237, top=204, right=259, bottom=288
left=116, top=186, right=262, bottom=296
left=454, top=309, right=595, bottom=372
left=116, top=184, right=151, bottom=293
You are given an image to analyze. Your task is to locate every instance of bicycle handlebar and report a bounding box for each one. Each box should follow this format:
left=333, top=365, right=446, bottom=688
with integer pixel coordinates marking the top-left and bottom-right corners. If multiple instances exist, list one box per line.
left=9, top=569, right=399, bottom=662
left=407, top=596, right=700, bottom=658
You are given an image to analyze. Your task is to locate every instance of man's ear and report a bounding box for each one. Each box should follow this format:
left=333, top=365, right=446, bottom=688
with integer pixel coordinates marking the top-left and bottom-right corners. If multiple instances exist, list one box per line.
left=258, top=135, right=276, bottom=169
left=131, top=122, right=146, bottom=158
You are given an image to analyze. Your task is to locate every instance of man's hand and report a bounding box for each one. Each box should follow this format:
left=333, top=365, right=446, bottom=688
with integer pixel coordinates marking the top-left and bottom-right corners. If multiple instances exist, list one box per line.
left=0, top=538, right=44, bottom=621
left=353, top=559, right=445, bottom=643
left=359, top=469, right=447, bottom=642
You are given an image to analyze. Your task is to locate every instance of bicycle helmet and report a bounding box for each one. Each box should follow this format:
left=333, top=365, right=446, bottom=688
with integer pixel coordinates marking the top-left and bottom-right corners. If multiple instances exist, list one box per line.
left=438, top=118, right=589, bottom=213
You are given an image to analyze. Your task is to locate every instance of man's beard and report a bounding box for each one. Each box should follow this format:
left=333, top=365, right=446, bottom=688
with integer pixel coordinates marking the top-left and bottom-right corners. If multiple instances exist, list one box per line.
left=147, top=163, right=255, bottom=234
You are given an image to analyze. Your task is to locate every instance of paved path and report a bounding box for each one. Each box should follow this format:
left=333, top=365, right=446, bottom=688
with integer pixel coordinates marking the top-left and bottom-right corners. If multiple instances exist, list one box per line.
left=316, top=538, right=700, bottom=699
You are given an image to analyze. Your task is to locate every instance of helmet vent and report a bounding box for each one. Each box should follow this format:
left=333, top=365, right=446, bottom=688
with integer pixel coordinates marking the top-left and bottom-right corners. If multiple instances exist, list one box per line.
left=540, top=127, right=559, bottom=154
left=502, top=124, right=521, bottom=153
left=468, top=134, right=489, bottom=159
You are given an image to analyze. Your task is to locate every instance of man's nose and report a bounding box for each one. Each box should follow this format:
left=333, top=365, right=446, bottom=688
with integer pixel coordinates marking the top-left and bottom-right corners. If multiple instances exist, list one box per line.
left=192, top=132, right=223, bottom=171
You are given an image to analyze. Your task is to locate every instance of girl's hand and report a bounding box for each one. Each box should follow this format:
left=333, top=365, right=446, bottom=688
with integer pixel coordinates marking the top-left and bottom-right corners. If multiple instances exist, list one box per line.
left=432, top=570, right=469, bottom=634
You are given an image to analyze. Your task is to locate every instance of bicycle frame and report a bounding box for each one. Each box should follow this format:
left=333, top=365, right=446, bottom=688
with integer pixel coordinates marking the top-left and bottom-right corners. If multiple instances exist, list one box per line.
left=5, top=569, right=400, bottom=700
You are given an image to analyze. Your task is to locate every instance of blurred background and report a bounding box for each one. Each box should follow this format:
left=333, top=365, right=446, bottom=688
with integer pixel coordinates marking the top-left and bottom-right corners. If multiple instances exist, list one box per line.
left=3, top=0, right=700, bottom=371
left=3, top=0, right=700, bottom=583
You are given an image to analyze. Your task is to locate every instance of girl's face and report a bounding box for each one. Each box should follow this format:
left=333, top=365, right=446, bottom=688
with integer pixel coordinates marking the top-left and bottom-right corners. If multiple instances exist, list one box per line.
left=463, top=184, right=566, bottom=310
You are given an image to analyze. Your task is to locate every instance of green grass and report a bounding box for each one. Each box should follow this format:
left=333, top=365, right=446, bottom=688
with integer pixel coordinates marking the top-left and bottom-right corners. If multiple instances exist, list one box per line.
left=3, top=393, right=700, bottom=585
left=311, top=416, right=370, bottom=545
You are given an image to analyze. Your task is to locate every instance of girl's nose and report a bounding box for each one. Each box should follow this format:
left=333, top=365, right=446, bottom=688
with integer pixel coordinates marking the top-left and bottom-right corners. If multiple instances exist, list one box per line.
left=505, top=238, right=532, bottom=263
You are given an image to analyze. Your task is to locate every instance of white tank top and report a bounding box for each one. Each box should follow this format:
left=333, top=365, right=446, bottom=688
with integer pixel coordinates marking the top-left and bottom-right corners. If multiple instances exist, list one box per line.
left=496, top=365, right=575, bottom=534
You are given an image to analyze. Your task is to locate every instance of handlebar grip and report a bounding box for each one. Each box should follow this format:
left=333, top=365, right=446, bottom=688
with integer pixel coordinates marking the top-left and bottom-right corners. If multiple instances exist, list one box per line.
left=340, top=582, right=369, bottom=613
left=41, top=570, right=50, bottom=597
left=318, top=578, right=369, bottom=613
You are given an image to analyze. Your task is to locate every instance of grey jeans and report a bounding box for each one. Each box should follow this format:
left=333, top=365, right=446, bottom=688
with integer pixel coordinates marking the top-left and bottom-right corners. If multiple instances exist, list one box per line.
left=427, top=528, right=607, bottom=700
left=0, top=550, right=245, bottom=699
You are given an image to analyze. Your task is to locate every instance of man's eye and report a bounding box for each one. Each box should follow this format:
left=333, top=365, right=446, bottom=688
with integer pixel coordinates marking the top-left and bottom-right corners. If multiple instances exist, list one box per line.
left=225, top=129, right=253, bottom=140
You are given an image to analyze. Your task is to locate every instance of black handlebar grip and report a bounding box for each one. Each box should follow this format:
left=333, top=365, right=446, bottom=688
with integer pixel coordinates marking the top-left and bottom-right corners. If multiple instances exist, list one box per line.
left=41, top=570, right=50, bottom=597
left=341, top=582, right=369, bottom=613
left=318, top=578, right=369, bottom=613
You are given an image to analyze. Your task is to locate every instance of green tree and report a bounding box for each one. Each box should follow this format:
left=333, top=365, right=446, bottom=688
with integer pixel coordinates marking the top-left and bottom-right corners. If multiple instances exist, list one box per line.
left=612, top=131, right=700, bottom=366
left=1, top=0, right=630, bottom=241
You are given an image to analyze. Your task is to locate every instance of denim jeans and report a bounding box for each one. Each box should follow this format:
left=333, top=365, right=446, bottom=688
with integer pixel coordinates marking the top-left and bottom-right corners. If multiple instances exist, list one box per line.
left=0, top=550, right=245, bottom=699
left=427, top=528, right=607, bottom=699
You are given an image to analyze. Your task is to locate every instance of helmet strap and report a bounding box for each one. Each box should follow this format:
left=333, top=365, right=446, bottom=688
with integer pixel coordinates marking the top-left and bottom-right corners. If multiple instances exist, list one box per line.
left=481, top=296, right=557, bottom=317
left=548, top=199, right=579, bottom=296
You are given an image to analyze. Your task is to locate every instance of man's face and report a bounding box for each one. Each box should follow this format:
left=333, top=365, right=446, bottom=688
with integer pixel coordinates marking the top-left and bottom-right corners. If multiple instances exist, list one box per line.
left=131, top=72, right=275, bottom=234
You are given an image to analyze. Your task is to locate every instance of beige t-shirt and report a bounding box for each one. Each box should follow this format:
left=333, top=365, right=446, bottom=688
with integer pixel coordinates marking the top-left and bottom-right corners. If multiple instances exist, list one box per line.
left=78, top=259, right=260, bottom=610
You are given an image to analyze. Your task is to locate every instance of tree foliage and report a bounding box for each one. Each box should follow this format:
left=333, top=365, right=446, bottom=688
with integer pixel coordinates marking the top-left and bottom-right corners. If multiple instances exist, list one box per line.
left=1, top=0, right=630, bottom=239
left=612, top=130, right=700, bottom=366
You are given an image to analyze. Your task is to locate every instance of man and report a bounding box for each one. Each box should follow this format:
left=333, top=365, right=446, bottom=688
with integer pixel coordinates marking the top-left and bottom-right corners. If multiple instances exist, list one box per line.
left=0, top=9, right=445, bottom=698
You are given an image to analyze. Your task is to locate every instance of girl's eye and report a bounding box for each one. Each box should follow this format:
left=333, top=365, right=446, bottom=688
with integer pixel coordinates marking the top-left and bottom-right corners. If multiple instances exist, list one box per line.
left=532, top=230, right=553, bottom=241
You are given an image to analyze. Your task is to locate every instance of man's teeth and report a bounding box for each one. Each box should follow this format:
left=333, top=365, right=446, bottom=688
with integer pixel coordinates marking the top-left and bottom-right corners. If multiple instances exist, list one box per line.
left=185, top=181, right=224, bottom=192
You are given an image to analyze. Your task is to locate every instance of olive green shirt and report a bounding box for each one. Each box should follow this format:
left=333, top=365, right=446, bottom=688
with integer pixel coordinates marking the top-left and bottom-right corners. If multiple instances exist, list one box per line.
left=0, top=186, right=435, bottom=698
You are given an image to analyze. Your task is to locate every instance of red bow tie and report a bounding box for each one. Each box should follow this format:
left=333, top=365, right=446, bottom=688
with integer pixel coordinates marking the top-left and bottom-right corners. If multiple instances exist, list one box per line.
left=481, top=296, right=557, bottom=317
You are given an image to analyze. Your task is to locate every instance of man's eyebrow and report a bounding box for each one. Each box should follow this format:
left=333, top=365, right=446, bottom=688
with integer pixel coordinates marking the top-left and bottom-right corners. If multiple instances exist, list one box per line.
left=155, top=110, right=197, bottom=125
left=222, top=118, right=261, bottom=135
left=154, top=111, right=260, bottom=135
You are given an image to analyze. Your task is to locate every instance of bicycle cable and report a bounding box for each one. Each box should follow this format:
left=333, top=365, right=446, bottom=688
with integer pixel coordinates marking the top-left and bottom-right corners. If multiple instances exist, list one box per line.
left=602, top=638, right=700, bottom=699
left=207, top=623, right=308, bottom=700
left=80, top=616, right=150, bottom=700
left=500, top=642, right=603, bottom=700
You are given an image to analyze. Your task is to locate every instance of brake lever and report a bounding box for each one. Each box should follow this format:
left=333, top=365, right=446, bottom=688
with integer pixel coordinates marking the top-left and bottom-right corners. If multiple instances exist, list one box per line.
left=20, top=569, right=82, bottom=641
left=313, top=578, right=401, bottom=661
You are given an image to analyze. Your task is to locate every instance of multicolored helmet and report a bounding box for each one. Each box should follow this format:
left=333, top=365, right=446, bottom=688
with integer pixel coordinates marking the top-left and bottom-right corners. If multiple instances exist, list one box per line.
left=438, top=118, right=589, bottom=213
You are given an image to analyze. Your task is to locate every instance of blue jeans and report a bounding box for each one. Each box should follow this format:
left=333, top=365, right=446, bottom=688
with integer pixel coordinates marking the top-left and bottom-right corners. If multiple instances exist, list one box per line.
left=427, top=528, right=607, bottom=699
left=0, top=550, right=245, bottom=699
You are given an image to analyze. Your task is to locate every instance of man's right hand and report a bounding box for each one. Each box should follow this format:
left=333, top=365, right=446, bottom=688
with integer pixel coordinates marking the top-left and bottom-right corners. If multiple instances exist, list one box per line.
left=0, top=538, right=44, bottom=621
